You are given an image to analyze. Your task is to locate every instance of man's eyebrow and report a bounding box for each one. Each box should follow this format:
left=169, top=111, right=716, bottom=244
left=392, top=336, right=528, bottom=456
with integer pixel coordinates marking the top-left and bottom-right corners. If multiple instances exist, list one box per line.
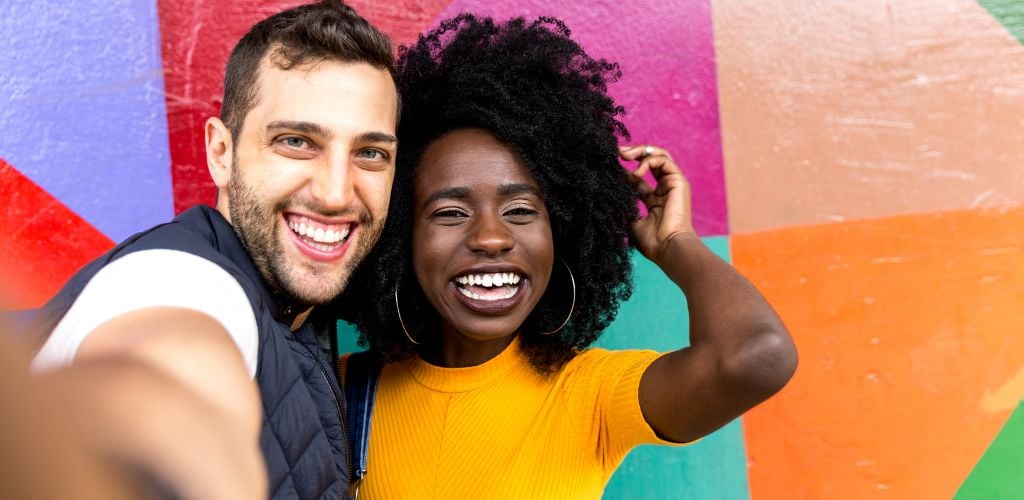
left=423, top=187, right=471, bottom=206
left=265, top=120, right=331, bottom=138
left=498, top=183, right=542, bottom=197
left=358, top=131, right=398, bottom=145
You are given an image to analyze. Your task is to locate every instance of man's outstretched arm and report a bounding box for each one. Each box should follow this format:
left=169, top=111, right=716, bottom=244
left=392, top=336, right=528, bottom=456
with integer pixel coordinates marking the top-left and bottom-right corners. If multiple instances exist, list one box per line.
left=42, top=307, right=266, bottom=500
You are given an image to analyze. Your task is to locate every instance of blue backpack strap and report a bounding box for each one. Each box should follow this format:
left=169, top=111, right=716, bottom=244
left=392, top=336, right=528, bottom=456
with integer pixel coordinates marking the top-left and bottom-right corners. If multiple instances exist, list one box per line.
left=344, top=351, right=381, bottom=498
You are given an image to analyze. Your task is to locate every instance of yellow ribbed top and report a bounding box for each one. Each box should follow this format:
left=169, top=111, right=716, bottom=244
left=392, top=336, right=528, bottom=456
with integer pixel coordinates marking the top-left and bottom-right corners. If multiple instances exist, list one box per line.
left=342, top=338, right=683, bottom=499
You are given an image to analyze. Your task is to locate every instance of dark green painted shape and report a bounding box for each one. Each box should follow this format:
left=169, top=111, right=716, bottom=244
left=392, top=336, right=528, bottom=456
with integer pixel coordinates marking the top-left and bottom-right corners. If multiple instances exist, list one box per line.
left=955, top=402, right=1024, bottom=499
left=978, top=0, right=1024, bottom=45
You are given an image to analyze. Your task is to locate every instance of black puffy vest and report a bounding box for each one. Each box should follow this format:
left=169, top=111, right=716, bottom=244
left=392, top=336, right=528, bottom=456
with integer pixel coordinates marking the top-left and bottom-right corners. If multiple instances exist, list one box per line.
left=31, top=205, right=351, bottom=499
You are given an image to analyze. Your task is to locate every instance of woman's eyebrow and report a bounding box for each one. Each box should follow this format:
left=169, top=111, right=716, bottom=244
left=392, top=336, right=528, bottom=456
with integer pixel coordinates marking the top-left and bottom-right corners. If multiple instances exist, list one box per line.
left=498, top=183, right=541, bottom=197
left=423, top=187, right=471, bottom=206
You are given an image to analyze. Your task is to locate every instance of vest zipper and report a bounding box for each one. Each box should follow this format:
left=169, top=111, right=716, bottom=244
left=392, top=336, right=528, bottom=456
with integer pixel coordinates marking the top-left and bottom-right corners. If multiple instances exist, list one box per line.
left=296, top=339, right=353, bottom=488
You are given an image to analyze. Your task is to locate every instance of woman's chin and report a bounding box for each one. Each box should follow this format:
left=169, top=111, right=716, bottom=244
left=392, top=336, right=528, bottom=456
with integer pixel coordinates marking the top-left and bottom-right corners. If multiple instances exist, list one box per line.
left=450, top=325, right=521, bottom=344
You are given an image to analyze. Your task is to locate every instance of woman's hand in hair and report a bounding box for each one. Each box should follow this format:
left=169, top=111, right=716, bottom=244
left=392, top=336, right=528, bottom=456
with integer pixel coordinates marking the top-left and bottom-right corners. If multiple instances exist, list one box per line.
left=619, top=145, right=693, bottom=265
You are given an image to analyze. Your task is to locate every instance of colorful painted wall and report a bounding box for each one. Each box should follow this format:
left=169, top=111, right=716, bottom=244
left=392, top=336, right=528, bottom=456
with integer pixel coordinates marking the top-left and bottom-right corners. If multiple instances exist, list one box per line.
left=1, top=0, right=1021, bottom=498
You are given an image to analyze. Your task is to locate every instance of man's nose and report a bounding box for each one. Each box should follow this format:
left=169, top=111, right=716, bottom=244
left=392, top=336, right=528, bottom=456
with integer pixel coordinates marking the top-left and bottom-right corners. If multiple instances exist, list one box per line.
left=310, top=156, right=355, bottom=210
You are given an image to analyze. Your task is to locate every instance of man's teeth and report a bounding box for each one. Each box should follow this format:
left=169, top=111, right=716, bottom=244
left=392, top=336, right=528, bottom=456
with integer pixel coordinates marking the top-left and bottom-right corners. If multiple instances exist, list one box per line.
left=455, top=273, right=522, bottom=288
left=288, top=220, right=350, bottom=244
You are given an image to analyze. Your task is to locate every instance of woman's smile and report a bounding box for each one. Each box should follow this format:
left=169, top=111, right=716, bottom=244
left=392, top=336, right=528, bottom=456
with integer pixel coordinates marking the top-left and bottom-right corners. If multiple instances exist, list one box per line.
left=448, top=266, right=529, bottom=314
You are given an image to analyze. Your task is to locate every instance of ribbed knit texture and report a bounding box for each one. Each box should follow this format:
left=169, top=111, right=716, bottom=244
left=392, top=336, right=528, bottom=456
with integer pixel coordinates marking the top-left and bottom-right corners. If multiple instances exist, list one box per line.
left=342, top=339, right=682, bottom=499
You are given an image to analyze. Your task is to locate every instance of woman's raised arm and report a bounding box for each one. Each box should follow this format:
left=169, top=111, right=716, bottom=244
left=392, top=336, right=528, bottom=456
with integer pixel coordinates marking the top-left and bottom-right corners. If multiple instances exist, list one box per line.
left=621, top=144, right=798, bottom=444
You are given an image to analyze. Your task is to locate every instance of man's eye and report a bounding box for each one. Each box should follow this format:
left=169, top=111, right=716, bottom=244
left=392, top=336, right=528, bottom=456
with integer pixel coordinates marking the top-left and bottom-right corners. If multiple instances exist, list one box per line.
left=358, top=149, right=387, bottom=160
left=283, top=137, right=308, bottom=149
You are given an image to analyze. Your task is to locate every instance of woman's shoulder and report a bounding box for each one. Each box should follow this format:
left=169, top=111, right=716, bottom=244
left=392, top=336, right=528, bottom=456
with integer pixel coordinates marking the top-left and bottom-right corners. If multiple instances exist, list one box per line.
left=559, top=347, right=662, bottom=381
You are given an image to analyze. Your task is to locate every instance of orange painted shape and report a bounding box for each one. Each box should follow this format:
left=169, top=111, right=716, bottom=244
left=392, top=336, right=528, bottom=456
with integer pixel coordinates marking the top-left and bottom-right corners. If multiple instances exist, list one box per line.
left=734, top=206, right=1024, bottom=499
left=0, top=159, right=114, bottom=309
left=715, top=0, right=1024, bottom=233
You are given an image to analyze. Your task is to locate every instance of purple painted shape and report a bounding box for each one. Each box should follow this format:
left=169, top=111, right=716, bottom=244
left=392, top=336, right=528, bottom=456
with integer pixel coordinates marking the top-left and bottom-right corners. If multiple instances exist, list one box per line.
left=435, top=0, right=728, bottom=236
left=0, top=0, right=173, bottom=242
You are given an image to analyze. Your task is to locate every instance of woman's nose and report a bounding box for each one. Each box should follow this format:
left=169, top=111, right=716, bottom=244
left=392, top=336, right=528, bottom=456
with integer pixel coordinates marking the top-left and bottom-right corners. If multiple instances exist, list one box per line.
left=466, top=214, right=514, bottom=256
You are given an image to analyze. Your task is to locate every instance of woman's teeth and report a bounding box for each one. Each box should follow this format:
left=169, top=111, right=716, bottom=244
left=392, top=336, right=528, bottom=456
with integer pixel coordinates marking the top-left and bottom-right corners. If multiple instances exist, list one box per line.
left=454, top=273, right=521, bottom=287
left=457, top=285, right=518, bottom=301
left=454, top=272, right=522, bottom=301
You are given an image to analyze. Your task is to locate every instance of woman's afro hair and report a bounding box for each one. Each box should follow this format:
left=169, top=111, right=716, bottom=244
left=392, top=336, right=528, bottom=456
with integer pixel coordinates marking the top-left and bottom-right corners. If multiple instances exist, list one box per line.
left=338, top=13, right=639, bottom=374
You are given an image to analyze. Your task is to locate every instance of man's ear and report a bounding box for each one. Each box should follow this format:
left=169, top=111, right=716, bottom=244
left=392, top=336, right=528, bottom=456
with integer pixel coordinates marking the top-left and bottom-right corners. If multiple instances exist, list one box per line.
left=206, top=117, right=233, bottom=189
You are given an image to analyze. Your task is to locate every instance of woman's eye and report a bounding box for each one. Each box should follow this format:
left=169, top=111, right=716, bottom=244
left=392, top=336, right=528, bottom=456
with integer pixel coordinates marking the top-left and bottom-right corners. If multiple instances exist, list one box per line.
left=505, top=207, right=536, bottom=216
left=503, top=204, right=539, bottom=220
left=434, top=209, right=468, bottom=218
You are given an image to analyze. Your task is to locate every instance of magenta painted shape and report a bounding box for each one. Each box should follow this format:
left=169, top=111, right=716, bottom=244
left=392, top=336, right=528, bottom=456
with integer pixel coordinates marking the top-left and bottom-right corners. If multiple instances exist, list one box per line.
left=434, top=0, right=728, bottom=236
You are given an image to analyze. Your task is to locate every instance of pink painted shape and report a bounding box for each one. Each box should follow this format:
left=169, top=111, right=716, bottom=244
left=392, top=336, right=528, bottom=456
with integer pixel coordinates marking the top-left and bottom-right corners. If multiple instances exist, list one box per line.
left=433, top=0, right=727, bottom=236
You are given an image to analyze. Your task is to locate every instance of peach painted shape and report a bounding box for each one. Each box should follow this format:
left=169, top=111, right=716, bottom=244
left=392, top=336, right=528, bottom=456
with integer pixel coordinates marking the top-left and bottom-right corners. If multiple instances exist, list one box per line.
left=715, top=0, right=1024, bottom=233
left=734, top=206, right=1024, bottom=499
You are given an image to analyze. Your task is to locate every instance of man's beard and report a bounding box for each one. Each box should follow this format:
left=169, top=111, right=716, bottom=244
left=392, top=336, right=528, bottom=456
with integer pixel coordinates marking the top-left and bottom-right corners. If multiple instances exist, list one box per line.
left=226, top=170, right=384, bottom=306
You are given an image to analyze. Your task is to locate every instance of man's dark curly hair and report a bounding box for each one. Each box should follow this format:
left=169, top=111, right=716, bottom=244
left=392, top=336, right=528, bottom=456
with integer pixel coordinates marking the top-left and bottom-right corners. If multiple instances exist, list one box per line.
left=338, top=13, right=639, bottom=374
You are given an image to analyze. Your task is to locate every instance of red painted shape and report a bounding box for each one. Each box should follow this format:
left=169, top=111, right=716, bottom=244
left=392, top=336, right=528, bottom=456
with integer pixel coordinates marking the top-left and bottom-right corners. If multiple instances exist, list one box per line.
left=158, top=0, right=307, bottom=214
left=158, top=0, right=453, bottom=214
left=347, top=0, right=454, bottom=47
left=0, top=158, right=114, bottom=309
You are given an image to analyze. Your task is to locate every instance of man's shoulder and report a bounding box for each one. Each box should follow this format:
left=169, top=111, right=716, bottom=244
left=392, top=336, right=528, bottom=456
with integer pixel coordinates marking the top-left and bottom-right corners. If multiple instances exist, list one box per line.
left=125, top=206, right=230, bottom=257
left=106, top=205, right=261, bottom=282
left=29, top=206, right=257, bottom=342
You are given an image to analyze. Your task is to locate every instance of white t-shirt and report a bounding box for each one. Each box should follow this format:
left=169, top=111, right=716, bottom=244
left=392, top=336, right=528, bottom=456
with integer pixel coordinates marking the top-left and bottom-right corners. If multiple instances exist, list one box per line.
left=32, top=249, right=259, bottom=377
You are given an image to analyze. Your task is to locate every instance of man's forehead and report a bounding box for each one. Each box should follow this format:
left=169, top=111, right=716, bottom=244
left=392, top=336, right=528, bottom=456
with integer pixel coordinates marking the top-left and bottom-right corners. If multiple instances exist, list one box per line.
left=245, top=56, right=398, bottom=132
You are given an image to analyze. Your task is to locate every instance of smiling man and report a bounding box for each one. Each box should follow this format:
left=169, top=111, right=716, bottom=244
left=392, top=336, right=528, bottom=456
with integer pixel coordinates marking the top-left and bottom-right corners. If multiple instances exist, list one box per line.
left=27, top=2, right=398, bottom=498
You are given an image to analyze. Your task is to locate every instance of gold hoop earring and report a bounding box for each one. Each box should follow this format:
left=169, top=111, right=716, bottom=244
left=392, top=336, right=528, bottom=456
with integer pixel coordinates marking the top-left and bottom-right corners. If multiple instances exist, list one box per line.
left=539, top=259, right=576, bottom=335
left=394, top=286, right=420, bottom=345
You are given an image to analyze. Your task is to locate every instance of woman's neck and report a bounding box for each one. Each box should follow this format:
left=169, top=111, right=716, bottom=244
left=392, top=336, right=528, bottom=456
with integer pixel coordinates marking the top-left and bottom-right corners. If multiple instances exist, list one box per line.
left=420, top=325, right=519, bottom=368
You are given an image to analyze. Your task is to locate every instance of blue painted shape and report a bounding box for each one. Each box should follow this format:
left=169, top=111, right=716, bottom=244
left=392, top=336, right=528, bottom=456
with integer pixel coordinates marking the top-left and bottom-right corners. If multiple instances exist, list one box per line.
left=339, top=236, right=749, bottom=498
left=598, top=237, right=750, bottom=499
left=0, top=0, right=173, bottom=241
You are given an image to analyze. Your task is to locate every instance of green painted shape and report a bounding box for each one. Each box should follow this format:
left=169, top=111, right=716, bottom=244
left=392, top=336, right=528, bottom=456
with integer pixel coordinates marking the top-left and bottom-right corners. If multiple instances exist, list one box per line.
left=955, top=401, right=1024, bottom=499
left=338, top=236, right=749, bottom=498
left=978, top=0, right=1024, bottom=45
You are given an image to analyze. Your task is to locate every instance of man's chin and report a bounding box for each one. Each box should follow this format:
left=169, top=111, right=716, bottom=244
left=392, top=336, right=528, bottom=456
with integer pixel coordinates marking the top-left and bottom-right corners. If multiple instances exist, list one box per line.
left=279, top=276, right=346, bottom=306
left=276, top=229, right=374, bottom=305
left=277, top=263, right=352, bottom=306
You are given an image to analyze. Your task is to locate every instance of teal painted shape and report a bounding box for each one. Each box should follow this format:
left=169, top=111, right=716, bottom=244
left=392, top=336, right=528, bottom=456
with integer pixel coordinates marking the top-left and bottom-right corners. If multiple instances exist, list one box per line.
left=598, top=237, right=749, bottom=499
left=954, top=401, right=1024, bottom=499
left=978, top=0, right=1024, bottom=44
left=338, top=316, right=363, bottom=354
left=337, top=236, right=749, bottom=498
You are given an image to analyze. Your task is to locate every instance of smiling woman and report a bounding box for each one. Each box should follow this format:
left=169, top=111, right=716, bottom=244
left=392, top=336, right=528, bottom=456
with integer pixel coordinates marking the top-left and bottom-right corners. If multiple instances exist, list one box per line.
left=411, top=129, right=555, bottom=366
left=337, top=13, right=797, bottom=499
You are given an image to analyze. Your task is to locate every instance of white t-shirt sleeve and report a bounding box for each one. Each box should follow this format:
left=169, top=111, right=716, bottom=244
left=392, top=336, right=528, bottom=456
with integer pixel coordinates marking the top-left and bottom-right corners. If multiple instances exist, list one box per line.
left=32, top=249, right=259, bottom=377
